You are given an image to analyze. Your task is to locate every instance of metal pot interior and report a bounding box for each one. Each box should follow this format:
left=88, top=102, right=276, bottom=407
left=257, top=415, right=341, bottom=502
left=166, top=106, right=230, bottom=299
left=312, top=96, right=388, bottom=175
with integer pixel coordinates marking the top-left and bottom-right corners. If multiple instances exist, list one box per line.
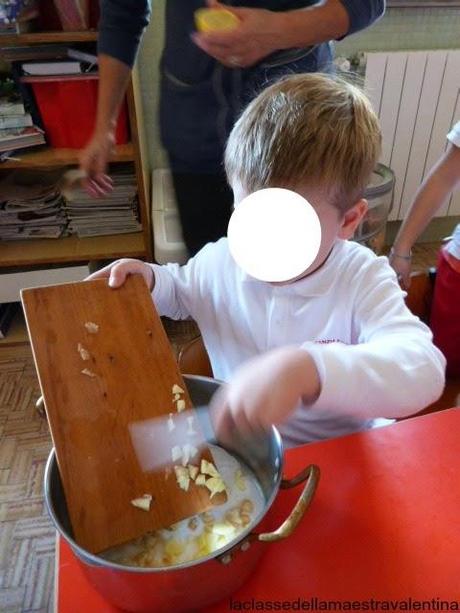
left=45, top=374, right=284, bottom=571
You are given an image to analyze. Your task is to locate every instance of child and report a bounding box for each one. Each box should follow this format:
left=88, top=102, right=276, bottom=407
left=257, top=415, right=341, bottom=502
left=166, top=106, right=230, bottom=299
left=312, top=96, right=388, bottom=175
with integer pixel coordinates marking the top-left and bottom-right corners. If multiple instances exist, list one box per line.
left=391, top=122, right=460, bottom=376
left=89, top=74, right=445, bottom=446
left=390, top=121, right=460, bottom=288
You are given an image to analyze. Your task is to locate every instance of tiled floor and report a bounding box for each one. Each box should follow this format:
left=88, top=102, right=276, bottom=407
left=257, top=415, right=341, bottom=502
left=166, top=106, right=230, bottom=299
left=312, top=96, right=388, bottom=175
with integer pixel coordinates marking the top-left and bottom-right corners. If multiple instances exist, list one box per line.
left=0, top=344, right=55, bottom=613
left=0, top=241, right=443, bottom=613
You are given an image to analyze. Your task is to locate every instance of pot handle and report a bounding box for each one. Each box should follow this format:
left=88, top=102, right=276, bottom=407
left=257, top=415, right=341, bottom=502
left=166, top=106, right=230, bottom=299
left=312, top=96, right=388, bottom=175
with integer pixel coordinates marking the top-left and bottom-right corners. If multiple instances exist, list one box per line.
left=257, top=464, right=320, bottom=543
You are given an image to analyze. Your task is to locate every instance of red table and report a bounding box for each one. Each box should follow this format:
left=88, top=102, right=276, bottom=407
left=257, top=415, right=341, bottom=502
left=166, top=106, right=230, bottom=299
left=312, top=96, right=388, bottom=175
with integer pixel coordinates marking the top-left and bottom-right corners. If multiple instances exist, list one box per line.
left=56, top=409, right=460, bottom=612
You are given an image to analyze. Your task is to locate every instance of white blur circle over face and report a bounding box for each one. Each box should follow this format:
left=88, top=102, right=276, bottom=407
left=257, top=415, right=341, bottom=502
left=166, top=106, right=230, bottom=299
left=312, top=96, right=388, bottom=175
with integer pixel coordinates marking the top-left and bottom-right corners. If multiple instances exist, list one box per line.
left=227, top=188, right=322, bottom=282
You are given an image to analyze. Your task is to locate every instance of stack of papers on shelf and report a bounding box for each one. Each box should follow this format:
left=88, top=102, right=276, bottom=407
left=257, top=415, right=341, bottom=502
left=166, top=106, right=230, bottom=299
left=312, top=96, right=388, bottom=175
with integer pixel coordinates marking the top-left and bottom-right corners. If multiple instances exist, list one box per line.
left=0, top=75, right=45, bottom=157
left=65, top=168, right=141, bottom=237
left=0, top=170, right=68, bottom=240
left=0, top=45, right=98, bottom=65
left=0, top=112, right=33, bottom=129
left=1, top=44, right=98, bottom=77
left=0, top=125, right=45, bottom=153
left=21, top=61, right=95, bottom=76
left=0, top=89, right=32, bottom=129
left=0, top=94, right=25, bottom=116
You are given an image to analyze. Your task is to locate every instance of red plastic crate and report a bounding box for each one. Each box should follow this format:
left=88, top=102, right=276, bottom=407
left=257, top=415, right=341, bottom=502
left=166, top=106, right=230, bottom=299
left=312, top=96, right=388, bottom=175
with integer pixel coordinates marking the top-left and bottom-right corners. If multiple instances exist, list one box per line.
left=25, top=75, right=129, bottom=149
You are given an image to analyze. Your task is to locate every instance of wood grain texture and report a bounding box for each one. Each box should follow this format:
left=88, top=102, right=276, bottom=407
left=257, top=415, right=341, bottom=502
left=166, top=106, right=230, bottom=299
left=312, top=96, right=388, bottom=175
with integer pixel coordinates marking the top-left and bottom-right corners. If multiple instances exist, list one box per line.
left=0, top=144, right=134, bottom=169
left=20, top=275, right=222, bottom=554
left=0, top=232, right=146, bottom=267
left=0, top=31, right=98, bottom=46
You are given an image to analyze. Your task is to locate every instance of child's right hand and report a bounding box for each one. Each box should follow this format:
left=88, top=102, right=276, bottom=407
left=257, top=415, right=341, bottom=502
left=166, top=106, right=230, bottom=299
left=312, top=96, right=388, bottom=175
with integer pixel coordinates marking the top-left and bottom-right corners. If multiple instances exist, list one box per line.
left=86, top=258, right=155, bottom=291
left=211, top=347, right=321, bottom=436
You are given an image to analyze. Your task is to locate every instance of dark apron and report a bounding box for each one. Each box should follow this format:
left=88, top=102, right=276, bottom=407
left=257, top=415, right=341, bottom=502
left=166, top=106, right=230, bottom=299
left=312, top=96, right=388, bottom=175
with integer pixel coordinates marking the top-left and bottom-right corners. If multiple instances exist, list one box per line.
left=159, top=0, right=333, bottom=173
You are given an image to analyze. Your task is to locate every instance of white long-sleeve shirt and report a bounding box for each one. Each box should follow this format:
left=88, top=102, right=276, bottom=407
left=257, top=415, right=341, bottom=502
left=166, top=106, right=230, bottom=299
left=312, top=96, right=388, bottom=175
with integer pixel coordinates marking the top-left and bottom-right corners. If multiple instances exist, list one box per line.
left=151, top=238, right=445, bottom=446
left=447, top=121, right=460, bottom=147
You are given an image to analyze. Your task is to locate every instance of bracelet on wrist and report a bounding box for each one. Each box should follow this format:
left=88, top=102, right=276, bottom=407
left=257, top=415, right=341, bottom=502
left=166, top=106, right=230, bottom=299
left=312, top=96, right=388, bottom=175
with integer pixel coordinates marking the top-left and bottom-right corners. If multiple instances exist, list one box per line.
left=390, top=247, right=412, bottom=261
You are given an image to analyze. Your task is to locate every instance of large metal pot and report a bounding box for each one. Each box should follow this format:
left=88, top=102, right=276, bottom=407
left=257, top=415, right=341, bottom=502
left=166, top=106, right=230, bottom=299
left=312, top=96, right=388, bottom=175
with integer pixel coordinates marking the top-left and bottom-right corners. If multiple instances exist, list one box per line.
left=44, top=375, right=319, bottom=612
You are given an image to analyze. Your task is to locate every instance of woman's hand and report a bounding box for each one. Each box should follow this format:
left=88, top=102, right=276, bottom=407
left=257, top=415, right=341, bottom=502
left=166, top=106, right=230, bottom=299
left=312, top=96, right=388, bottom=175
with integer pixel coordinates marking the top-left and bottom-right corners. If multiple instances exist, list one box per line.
left=86, top=258, right=155, bottom=291
left=212, top=347, right=321, bottom=436
left=78, top=130, right=115, bottom=198
left=192, top=0, right=285, bottom=68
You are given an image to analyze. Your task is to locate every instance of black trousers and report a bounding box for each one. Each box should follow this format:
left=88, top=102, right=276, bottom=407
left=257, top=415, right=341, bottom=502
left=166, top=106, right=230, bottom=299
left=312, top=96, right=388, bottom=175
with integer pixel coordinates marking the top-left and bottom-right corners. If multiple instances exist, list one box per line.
left=170, top=171, right=234, bottom=257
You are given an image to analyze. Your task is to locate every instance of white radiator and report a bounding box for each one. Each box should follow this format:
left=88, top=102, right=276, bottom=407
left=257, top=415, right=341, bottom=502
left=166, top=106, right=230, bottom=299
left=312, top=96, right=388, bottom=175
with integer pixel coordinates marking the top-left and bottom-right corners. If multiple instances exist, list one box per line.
left=364, top=50, right=460, bottom=221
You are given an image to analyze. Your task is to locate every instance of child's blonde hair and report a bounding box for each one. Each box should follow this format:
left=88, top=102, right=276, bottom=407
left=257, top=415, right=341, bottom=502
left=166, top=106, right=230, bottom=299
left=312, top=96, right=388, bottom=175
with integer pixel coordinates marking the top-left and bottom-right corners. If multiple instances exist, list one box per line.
left=225, top=73, right=381, bottom=212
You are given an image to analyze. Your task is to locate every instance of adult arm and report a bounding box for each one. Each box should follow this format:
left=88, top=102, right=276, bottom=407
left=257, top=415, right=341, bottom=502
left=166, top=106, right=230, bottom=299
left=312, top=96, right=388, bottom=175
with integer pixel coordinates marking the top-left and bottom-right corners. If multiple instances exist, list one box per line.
left=95, top=0, right=151, bottom=131
left=339, top=0, right=385, bottom=36
left=193, top=0, right=385, bottom=68
left=391, top=142, right=460, bottom=286
left=79, top=0, right=151, bottom=194
left=276, top=0, right=385, bottom=49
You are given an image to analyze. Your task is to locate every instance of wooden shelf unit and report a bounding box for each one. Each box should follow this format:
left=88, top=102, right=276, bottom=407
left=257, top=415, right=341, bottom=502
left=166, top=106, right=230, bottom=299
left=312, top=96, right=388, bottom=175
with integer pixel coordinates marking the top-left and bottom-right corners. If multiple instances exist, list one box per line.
left=0, top=143, right=134, bottom=169
left=0, top=33, right=152, bottom=345
left=0, top=31, right=98, bottom=46
left=0, top=233, right=147, bottom=267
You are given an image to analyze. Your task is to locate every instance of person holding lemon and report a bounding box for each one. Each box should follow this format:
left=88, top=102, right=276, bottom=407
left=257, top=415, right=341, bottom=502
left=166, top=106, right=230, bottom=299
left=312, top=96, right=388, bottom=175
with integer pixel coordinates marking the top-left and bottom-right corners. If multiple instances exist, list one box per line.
left=80, top=0, right=385, bottom=256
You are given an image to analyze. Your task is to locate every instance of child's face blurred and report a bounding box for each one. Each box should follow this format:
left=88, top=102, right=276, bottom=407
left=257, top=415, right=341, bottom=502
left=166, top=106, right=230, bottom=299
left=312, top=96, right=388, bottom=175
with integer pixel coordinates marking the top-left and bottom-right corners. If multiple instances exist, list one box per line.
left=232, top=183, right=368, bottom=283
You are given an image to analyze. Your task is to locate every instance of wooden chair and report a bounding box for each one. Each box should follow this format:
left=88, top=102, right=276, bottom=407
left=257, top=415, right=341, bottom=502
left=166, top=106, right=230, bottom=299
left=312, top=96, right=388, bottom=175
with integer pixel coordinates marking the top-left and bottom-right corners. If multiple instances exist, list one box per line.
left=177, top=269, right=460, bottom=415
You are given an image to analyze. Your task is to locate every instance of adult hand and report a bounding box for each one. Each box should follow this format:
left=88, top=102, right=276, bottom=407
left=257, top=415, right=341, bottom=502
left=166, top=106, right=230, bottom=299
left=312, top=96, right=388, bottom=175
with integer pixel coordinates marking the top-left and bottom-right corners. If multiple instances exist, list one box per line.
left=78, top=130, right=115, bottom=198
left=211, top=347, right=321, bottom=437
left=192, top=0, right=285, bottom=68
left=86, top=258, right=155, bottom=291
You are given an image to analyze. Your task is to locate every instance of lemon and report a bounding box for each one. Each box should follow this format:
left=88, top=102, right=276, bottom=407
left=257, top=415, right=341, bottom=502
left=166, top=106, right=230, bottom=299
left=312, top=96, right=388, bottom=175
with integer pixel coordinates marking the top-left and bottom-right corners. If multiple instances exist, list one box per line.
left=195, top=8, right=240, bottom=33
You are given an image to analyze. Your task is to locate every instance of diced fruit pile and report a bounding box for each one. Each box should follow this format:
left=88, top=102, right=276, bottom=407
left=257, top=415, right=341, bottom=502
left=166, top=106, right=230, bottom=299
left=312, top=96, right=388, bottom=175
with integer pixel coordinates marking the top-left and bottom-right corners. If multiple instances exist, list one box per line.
left=103, top=446, right=263, bottom=568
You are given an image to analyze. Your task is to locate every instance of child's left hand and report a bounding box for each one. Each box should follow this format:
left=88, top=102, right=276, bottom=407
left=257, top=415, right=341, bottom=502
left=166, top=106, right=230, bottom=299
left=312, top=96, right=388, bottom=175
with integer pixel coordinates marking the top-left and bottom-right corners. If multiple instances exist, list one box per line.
left=212, top=347, right=321, bottom=436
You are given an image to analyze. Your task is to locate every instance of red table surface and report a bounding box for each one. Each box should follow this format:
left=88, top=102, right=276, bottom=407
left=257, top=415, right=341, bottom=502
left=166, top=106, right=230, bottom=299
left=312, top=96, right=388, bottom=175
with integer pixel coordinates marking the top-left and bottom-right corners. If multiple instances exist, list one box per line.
left=56, top=409, right=460, bottom=612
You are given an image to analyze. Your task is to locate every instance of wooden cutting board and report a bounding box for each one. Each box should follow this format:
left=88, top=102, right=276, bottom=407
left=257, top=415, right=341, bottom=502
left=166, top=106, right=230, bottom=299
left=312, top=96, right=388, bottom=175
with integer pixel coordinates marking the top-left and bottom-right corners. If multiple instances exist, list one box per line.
left=21, top=275, right=225, bottom=554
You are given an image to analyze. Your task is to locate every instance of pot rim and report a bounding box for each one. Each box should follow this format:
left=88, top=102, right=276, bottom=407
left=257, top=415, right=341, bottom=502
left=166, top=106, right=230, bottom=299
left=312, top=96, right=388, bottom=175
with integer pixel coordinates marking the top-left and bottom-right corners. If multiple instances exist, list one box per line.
left=44, top=375, right=284, bottom=573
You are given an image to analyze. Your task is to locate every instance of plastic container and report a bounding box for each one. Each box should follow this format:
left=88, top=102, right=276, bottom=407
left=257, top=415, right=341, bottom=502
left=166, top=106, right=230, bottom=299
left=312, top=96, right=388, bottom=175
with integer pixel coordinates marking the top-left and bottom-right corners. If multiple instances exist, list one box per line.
left=354, top=163, right=395, bottom=254
left=26, top=75, right=129, bottom=148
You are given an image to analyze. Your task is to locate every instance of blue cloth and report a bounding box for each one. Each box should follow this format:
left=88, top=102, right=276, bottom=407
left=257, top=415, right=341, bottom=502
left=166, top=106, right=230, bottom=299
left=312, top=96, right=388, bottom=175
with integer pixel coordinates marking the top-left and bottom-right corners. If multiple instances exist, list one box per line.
left=98, top=0, right=385, bottom=171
